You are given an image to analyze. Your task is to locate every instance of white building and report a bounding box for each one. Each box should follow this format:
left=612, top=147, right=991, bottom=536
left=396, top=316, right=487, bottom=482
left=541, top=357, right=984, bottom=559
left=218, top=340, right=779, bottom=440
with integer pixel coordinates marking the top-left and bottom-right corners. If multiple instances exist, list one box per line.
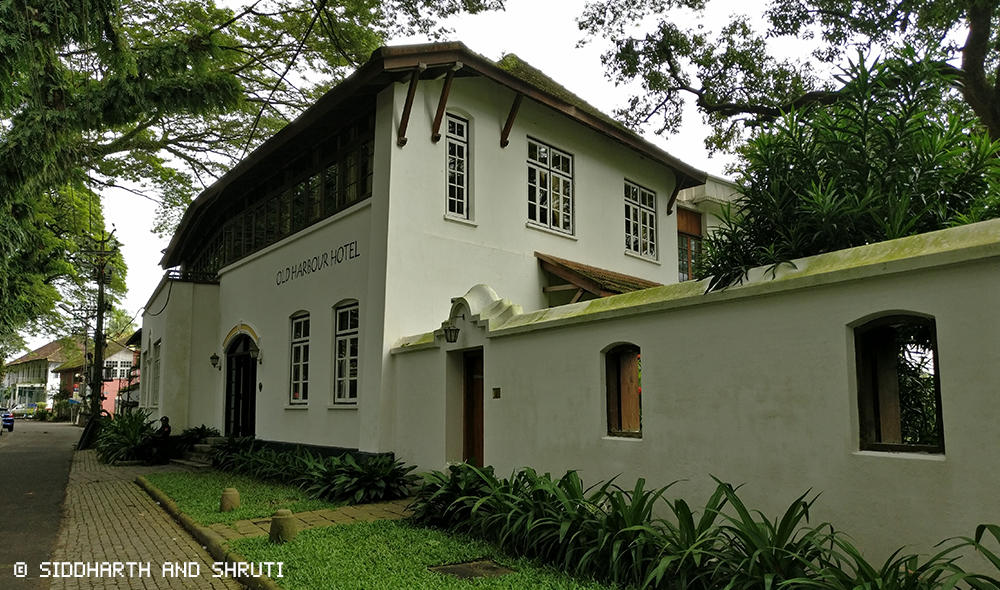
left=2, top=339, right=82, bottom=408
left=140, top=42, right=723, bottom=448
left=140, top=41, right=1000, bottom=560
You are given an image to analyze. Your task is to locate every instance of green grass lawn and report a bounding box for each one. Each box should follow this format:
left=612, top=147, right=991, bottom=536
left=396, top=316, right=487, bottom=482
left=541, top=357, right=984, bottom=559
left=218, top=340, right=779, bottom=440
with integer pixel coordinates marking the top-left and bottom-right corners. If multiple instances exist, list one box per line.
left=231, top=519, right=618, bottom=590
left=143, top=471, right=342, bottom=525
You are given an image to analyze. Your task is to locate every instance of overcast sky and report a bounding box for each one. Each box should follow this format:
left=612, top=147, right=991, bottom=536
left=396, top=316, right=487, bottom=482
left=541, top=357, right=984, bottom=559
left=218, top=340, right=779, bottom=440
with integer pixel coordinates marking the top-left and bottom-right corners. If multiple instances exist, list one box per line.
left=18, top=0, right=761, bottom=356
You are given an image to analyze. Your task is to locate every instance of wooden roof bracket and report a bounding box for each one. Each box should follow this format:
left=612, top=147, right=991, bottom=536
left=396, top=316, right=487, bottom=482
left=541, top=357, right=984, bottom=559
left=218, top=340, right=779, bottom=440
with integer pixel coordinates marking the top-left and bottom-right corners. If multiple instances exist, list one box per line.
left=500, top=93, right=523, bottom=148
left=430, top=62, right=463, bottom=143
left=397, top=63, right=427, bottom=147
left=537, top=257, right=606, bottom=298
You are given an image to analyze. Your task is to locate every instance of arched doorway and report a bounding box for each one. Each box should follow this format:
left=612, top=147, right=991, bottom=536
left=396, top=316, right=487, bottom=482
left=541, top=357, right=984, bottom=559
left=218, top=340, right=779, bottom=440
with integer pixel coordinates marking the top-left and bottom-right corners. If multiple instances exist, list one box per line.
left=225, top=335, right=257, bottom=437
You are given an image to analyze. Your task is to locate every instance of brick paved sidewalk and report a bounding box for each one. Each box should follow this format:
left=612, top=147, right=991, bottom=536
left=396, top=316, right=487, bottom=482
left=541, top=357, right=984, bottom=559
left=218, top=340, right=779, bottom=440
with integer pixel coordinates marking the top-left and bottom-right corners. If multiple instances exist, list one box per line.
left=46, top=451, right=242, bottom=590
left=205, top=498, right=411, bottom=541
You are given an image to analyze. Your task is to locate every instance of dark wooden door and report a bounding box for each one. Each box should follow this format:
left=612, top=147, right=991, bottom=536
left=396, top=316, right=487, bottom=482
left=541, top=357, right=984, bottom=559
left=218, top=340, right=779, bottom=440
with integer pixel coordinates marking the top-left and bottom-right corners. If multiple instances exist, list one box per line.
left=463, top=351, right=484, bottom=466
left=225, top=335, right=257, bottom=437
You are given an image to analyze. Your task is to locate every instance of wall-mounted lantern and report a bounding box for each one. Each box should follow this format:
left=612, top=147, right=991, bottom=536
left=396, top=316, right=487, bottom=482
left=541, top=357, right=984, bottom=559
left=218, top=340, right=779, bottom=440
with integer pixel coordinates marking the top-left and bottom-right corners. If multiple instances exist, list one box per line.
left=210, top=353, right=221, bottom=370
left=443, top=314, right=465, bottom=344
left=249, top=341, right=262, bottom=365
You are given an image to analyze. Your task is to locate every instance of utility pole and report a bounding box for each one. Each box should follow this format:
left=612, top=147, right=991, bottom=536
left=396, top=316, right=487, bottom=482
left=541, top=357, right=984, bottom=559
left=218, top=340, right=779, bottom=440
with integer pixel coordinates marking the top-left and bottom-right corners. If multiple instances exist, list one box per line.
left=81, top=231, right=117, bottom=418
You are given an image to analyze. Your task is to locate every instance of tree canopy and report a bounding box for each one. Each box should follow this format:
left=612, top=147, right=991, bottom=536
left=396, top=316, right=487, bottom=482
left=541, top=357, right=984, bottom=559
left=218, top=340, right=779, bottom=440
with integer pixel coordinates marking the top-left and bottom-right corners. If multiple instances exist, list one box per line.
left=698, top=54, right=1000, bottom=290
left=579, top=0, right=1000, bottom=153
left=0, top=0, right=502, bottom=342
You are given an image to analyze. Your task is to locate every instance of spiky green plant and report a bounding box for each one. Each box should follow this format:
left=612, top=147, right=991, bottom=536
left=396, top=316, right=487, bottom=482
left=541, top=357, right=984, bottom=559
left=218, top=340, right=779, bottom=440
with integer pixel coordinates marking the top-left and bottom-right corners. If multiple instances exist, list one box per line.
left=93, top=409, right=154, bottom=464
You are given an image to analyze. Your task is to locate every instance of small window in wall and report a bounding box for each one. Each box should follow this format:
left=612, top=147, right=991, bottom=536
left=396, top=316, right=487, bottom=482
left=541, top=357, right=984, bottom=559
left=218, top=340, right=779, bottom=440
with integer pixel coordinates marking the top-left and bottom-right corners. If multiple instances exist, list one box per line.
left=855, top=315, right=943, bottom=453
left=290, top=314, right=310, bottom=404
left=624, top=180, right=657, bottom=259
left=677, top=208, right=702, bottom=282
left=445, top=114, right=470, bottom=219
left=334, top=304, right=360, bottom=404
left=606, top=344, right=641, bottom=437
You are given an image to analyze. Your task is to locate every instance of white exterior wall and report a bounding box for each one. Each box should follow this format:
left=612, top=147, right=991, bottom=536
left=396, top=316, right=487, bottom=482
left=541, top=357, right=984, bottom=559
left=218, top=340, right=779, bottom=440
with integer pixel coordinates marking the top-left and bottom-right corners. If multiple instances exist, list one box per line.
left=213, top=202, right=385, bottom=448
left=391, top=220, right=1000, bottom=560
left=382, top=77, right=681, bottom=343
left=141, top=278, right=220, bottom=427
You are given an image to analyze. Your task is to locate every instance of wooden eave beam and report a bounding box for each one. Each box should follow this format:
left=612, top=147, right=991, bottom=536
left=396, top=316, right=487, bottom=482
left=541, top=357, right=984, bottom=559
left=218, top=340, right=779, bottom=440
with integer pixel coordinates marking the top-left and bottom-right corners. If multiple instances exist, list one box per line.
left=500, top=93, right=523, bottom=148
left=537, top=258, right=605, bottom=298
left=431, top=62, right=463, bottom=143
left=542, top=283, right=581, bottom=293
left=397, top=63, right=427, bottom=147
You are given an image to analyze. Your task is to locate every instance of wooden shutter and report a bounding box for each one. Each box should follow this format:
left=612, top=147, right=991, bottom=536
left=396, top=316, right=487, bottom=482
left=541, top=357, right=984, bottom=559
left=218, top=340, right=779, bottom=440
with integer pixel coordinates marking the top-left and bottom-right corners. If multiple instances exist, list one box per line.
left=677, top=208, right=702, bottom=236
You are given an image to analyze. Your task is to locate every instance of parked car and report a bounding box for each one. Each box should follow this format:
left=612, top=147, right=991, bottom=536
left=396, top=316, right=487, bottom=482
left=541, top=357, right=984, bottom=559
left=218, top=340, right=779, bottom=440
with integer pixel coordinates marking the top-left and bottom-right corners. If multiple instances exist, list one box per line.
left=0, top=408, right=13, bottom=432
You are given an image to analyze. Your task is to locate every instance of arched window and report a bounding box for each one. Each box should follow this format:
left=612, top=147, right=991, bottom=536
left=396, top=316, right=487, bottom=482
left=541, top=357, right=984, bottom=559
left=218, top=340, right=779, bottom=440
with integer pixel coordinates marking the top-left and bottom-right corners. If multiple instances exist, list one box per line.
left=606, top=344, right=641, bottom=437
left=855, top=315, right=943, bottom=453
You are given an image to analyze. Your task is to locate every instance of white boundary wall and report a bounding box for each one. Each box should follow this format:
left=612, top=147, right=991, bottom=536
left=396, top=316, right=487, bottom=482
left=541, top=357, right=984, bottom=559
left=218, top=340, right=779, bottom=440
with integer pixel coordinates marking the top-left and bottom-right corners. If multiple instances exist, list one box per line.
left=392, top=219, right=1000, bottom=560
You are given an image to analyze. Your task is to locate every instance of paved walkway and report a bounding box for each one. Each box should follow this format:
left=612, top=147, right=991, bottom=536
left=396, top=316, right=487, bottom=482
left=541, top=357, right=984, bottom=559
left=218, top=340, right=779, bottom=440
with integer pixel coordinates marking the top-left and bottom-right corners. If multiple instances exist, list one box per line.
left=205, top=498, right=410, bottom=541
left=46, top=451, right=242, bottom=590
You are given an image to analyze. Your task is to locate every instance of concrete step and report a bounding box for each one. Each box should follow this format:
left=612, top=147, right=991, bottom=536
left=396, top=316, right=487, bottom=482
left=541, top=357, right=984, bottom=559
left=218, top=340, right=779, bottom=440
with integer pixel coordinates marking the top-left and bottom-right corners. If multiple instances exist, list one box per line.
left=182, top=450, right=212, bottom=464
left=204, top=436, right=226, bottom=446
left=192, top=443, right=213, bottom=453
left=170, top=458, right=213, bottom=472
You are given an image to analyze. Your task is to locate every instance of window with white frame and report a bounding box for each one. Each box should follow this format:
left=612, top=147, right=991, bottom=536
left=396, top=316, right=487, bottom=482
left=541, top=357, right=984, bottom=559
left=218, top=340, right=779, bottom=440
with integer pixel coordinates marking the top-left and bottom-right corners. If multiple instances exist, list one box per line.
left=624, top=180, right=657, bottom=259
left=105, top=360, right=117, bottom=381
left=446, top=114, right=470, bottom=218
left=290, top=314, right=310, bottom=404
left=151, top=341, right=161, bottom=407
left=527, top=138, right=573, bottom=234
left=333, top=304, right=359, bottom=404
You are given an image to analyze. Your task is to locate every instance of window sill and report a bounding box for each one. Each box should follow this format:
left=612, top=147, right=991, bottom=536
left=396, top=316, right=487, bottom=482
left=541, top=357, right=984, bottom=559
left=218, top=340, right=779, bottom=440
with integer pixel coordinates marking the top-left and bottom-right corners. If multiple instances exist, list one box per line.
left=525, top=222, right=578, bottom=241
left=624, top=250, right=660, bottom=265
left=327, top=403, right=358, bottom=410
left=444, top=215, right=477, bottom=228
left=853, top=449, right=945, bottom=460
left=603, top=433, right=643, bottom=441
left=284, top=404, right=309, bottom=410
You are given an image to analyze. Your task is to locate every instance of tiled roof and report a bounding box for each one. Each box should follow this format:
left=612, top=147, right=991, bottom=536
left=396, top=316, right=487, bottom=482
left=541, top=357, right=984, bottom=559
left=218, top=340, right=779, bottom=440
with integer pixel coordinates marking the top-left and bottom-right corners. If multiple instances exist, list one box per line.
left=536, top=253, right=662, bottom=296
left=52, top=339, right=132, bottom=373
left=8, top=339, right=82, bottom=366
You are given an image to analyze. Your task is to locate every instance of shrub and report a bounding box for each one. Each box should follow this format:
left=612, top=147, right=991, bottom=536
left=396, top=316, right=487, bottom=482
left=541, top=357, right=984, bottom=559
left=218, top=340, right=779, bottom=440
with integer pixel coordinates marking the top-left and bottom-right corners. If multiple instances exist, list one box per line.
left=209, top=435, right=256, bottom=471
left=180, top=424, right=221, bottom=441
left=409, top=464, right=1000, bottom=590
left=210, top=438, right=416, bottom=504
left=93, top=409, right=153, bottom=464
left=408, top=462, right=499, bottom=528
left=326, top=454, right=417, bottom=504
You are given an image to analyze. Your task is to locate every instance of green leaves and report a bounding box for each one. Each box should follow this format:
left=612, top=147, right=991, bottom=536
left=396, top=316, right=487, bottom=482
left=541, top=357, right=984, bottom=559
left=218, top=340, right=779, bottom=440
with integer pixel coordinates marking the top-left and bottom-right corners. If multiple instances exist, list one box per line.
left=699, top=52, right=1000, bottom=290
left=410, top=465, right=1000, bottom=590
left=210, top=439, right=418, bottom=505
left=93, top=408, right=155, bottom=463
left=580, top=0, right=1000, bottom=151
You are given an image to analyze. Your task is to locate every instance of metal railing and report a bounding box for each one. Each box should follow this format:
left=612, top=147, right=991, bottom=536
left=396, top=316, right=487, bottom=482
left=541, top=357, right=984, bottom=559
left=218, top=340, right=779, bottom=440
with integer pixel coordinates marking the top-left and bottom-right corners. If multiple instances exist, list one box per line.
left=164, top=270, right=220, bottom=284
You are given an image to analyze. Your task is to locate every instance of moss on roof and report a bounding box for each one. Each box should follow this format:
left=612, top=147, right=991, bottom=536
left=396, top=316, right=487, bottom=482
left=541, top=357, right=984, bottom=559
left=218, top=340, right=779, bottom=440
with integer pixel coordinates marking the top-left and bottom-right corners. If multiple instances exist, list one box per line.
left=8, top=339, right=82, bottom=366
left=495, top=54, right=631, bottom=134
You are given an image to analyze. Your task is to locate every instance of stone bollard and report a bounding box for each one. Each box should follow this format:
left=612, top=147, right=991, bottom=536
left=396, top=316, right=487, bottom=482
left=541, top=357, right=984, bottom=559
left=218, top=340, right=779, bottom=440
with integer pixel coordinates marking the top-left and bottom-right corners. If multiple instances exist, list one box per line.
left=220, top=488, right=241, bottom=512
left=269, top=509, right=298, bottom=544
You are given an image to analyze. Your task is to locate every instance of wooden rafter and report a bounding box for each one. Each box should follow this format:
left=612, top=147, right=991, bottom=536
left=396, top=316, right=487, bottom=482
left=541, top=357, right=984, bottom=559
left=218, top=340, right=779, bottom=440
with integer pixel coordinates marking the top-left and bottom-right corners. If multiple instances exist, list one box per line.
left=431, top=62, right=463, bottom=143
left=500, top=93, right=523, bottom=148
left=397, top=63, right=427, bottom=147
